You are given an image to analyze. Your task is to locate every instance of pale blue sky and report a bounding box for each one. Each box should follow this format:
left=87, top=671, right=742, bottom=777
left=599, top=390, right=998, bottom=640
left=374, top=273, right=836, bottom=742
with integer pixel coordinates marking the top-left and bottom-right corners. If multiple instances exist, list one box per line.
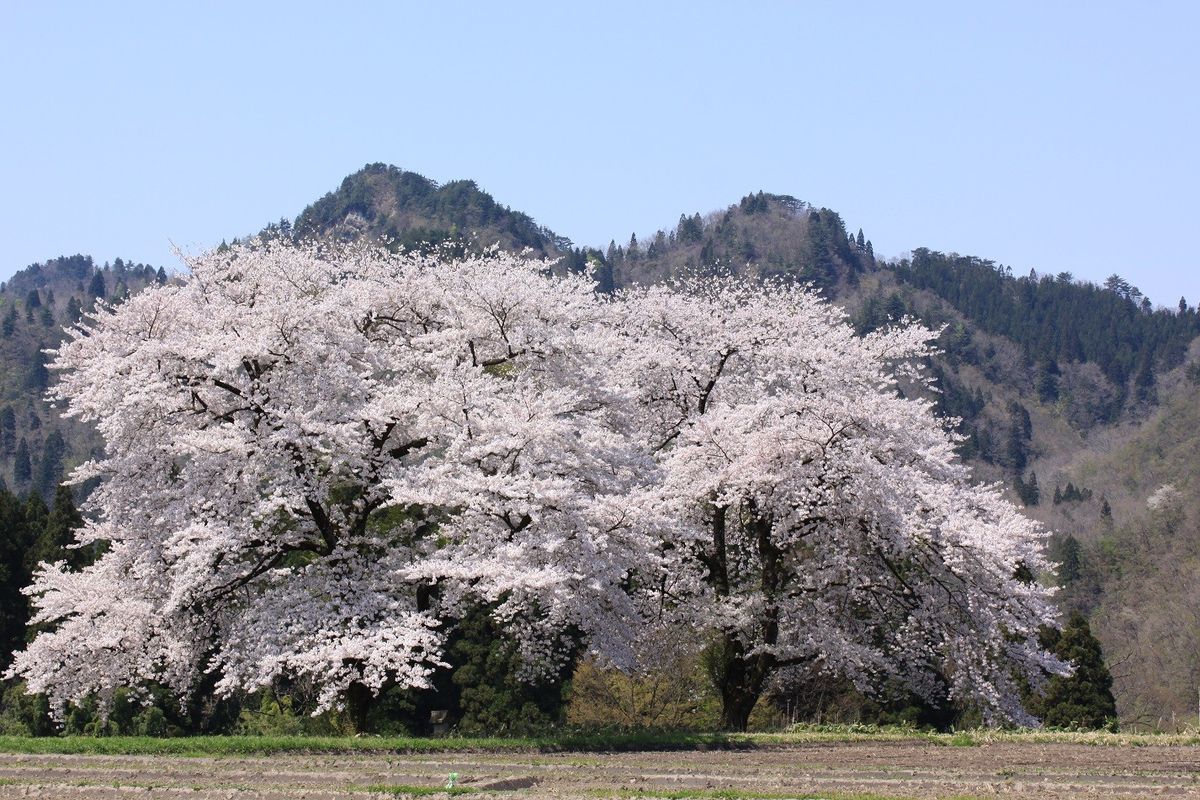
left=2, top=2, right=1197, bottom=305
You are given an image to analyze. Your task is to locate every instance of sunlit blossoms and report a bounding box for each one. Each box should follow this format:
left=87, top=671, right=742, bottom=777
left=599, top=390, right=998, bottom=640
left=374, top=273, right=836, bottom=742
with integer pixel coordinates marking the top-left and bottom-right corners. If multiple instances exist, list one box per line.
left=8, top=242, right=1063, bottom=729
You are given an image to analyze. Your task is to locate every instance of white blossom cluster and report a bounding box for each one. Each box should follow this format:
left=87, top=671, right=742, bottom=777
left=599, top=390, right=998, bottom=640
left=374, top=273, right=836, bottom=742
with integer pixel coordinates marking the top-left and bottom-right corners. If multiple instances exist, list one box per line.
left=7, top=242, right=1063, bottom=724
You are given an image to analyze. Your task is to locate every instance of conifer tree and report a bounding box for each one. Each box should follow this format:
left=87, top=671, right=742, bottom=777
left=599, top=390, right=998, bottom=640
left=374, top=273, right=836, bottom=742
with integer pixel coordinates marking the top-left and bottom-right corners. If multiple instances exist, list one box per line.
left=12, top=439, right=31, bottom=484
left=1030, top=612, right=1117, bottom=729
left=88, top=271, right=107, bottom=300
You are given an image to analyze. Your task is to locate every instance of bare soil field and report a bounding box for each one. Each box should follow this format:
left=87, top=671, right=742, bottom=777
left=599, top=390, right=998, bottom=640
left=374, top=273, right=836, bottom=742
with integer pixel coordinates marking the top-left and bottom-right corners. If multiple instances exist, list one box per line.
left=0, top=741, right=1195, bottom=799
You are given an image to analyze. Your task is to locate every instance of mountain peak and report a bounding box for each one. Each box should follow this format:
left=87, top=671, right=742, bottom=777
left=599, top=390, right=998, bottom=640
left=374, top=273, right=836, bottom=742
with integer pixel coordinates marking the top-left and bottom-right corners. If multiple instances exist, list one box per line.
left=291, top=163, right=565, bottom=256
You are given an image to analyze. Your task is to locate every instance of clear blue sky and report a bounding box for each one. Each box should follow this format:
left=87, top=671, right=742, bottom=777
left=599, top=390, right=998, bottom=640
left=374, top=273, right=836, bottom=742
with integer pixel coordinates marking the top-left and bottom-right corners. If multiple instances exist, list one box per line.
left=2, top=2, right=1197, bottom=306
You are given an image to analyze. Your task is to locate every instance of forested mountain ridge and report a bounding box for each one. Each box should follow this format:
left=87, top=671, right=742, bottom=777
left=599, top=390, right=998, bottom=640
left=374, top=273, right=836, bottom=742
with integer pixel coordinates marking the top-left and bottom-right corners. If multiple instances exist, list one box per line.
left=0, top=256, right=163, bottom=497
left=283, top=162, right=568, bottom=257
left=0, top=163, right=1196, bottom=728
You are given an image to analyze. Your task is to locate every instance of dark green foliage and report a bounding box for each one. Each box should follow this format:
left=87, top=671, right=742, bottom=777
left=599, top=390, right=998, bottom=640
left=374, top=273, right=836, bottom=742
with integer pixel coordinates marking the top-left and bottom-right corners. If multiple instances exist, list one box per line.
left=1036, top=359, right=1060, bottom=403
left=1053, top=483, right=1093, bottom=505
left=29, top=486, right=86, bottom=571
left=293, top=164, right=557, bottom=256
left=1005, top=402, right=1032, bottom=473
left=1055, top=535, right=1083, bottom=586
left=12, top=440, right=30, bottom=484
left=0, top=489, right=35, bottom=673
left=442, top=605, right=578, bottom=734
left=87, top=271, right=106, bottom=300
left=1028, top=613, right=1117, bottom=730
left=895, top=250, right=1199, bottom=403
left=0, top=408, right=14, bottom=457
left=33, top=432, right=65, bottom=499
left=1014, top=471, right=1040, bottom=506
left=677, top=213, right=704, bottom=244
left=739, top=191, right=769, bottom=214
left=0, top=682, right=53, bottom=736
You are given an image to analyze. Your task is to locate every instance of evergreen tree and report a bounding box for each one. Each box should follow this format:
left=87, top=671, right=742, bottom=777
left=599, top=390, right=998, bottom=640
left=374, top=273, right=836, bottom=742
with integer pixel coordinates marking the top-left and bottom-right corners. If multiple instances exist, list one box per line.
left=0, top=488, right=35, bottom=672
left=1036, top=359, right=1060, bottom=403
left=1015, top=471, right=1039, bottom=506
left=28, top=485, right=85, bottom=571
left=12, top=439, right=31, bottom=484
left=1030, top=613, right=1117, bottom=730
left=88, top=270, right=107, bottom=300
left=34, top=431, right=66, bottom=499
left=0, top=407, right=15, bottom=456
left=1057, top=535, right=1081, bottom=586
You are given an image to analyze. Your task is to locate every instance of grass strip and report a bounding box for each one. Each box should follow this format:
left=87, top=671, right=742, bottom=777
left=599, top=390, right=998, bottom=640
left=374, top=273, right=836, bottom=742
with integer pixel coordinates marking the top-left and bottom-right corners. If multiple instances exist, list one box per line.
left=0, top=728, right=1194, bottom=757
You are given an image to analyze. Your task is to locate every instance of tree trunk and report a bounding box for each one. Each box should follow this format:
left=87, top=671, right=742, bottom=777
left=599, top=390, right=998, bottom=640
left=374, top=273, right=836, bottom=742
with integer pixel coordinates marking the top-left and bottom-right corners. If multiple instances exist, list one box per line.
left=712, top=630, right=771, bottom=732
left=719, top=682, right=761, bottom=731
left=345, top=680, right=374, bottom=734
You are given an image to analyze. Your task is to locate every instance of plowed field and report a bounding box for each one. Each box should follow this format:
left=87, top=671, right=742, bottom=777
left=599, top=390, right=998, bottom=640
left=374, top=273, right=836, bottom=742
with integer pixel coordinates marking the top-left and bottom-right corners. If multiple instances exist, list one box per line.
left=0, top=740, right=1196, bottom=798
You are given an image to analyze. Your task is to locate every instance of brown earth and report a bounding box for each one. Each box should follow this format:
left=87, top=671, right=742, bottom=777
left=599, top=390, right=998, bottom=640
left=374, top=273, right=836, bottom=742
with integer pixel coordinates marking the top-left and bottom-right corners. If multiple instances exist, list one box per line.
left=0, top=741, right=1195, bottom=799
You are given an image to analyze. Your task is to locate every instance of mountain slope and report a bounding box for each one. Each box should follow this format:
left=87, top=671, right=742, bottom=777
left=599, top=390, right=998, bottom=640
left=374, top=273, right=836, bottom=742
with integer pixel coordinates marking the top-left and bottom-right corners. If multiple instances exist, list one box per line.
left=0, top=256, right=162, bottom=497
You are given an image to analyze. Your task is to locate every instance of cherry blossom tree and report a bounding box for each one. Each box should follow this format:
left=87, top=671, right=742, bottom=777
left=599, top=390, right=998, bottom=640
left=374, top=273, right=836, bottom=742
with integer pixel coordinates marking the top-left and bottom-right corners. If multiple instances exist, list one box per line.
left=610, top=279, right=1064, bottom=730
left=9, top=241, right=1062, bottom=733
left=8, top=242, right=652, bottom=729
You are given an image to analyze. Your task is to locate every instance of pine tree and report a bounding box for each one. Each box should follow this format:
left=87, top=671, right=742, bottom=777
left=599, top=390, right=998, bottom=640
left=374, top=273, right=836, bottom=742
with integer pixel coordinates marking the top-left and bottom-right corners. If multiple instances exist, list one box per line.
left=88, top=270, right=107, bottom=300
left=34, top=431, right=66, bottom=499
left=13, top=438, right=31, bottom=484
left=66, top=296, right=83, bottom=323
left=1057, top=535, right=1081, bottom=586
left=0, top=488, right=36, bottom=671
left=29, top=485, right=85, bottom=571
left=1031, top=612, right=1117, bottom=729
left=0, top=407, right=15, bottom=456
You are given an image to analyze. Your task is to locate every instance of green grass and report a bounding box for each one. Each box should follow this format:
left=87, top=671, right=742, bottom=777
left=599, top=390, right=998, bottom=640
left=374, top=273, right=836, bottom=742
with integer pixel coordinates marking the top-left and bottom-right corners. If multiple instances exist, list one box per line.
left=0, top=727, right=1194, bottom=757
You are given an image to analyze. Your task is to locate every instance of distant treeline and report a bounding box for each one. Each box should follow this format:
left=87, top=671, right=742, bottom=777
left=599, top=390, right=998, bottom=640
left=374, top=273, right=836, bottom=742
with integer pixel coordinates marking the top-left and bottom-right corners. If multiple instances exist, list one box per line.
left=895, top=248, right=1200, bottom=390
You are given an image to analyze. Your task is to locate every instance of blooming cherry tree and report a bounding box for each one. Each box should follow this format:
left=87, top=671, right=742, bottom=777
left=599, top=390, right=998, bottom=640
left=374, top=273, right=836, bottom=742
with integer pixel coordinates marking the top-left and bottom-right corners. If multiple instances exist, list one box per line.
left=9, top=243, right=651, bottom=728
left=611, top=279, right=1063, bottom=730
left=9, top=242, right=1062, bottom=733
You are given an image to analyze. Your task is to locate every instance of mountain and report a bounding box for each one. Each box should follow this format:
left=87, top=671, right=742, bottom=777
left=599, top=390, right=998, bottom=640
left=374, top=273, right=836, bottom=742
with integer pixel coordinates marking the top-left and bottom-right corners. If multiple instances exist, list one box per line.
left=3, top=163, right=1198, bottom=727
left=0, top=256, right=163, bottom=497
left=285, top=162, right=569, bottom=257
